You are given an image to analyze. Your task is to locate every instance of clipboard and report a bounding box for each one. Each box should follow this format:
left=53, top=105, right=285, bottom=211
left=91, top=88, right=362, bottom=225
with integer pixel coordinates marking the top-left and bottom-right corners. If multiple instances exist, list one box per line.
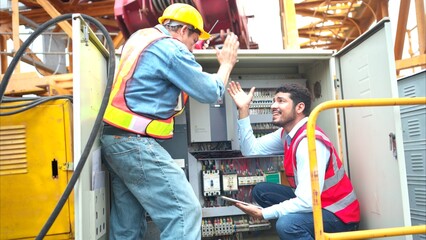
left=219, top=196, right=263, bottom=209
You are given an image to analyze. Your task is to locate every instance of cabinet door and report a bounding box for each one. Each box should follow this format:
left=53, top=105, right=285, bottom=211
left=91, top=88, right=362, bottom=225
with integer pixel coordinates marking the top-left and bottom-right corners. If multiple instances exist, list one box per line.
left=72, top=16, right=109, bottom=240
left=0, top=100, right=73, bottom=239
left=335, top=18, right=411, bottom=234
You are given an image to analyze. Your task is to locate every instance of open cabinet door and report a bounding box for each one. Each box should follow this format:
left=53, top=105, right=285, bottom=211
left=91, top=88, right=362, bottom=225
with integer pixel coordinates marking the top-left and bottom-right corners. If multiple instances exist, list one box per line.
left=72, top=15, right=109, bottom=240
left=335, top=18, right=411, bottom=237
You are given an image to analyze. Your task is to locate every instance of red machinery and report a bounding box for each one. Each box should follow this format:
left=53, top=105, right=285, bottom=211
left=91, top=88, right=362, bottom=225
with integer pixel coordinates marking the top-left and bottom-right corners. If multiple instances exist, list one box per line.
left=114, top=0, right=257, bottom=49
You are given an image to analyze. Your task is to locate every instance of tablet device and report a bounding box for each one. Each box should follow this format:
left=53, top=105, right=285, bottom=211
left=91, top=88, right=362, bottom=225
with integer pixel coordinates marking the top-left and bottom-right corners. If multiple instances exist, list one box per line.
left=219, top=196, right=263, bottom=209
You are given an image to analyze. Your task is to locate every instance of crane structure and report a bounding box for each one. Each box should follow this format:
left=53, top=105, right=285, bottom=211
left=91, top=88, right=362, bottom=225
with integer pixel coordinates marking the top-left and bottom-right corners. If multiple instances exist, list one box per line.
left=114, top=0, right=255, bottom=49
left=0, top=1, right=424, bottom=93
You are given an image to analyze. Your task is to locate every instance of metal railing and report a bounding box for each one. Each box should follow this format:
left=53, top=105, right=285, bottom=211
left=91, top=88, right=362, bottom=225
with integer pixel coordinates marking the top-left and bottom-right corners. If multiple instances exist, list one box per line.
left=306, top=97, right=426, bottom=240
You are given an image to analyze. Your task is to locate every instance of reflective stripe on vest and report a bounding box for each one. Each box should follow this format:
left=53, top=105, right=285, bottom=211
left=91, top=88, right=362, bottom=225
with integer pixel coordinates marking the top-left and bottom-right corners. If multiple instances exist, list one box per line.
left=103, top=28, right=188, bottom=139
left=324, top=189, right=358, bottom=213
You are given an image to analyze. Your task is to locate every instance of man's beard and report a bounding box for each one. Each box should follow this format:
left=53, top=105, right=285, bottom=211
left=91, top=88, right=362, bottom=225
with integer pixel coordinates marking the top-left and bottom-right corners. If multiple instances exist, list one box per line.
left=271, top=109, right=296, bottom=128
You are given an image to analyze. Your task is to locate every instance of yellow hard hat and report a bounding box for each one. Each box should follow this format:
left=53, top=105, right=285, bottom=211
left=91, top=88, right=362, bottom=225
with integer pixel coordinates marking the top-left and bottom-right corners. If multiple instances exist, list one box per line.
left=158, top=3, right=210, bottom=40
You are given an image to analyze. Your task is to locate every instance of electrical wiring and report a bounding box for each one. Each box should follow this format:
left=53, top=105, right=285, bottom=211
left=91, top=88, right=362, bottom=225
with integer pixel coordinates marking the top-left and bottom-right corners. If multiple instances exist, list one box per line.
left=0, top=13, right=115, bottom=240
left=0, top=95, right=73, bottom=116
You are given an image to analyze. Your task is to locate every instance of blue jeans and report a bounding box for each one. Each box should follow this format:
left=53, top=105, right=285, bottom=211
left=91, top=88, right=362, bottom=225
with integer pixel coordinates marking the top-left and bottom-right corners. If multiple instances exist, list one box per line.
left=101, top=134, right=201, bottom=240
left=252, top=182, right=359, bottom=240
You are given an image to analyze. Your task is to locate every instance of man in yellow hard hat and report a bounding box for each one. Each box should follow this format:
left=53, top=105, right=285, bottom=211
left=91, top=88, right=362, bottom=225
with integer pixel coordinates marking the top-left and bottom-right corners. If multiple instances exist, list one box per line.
left=101, top=3, right=239, bottom=240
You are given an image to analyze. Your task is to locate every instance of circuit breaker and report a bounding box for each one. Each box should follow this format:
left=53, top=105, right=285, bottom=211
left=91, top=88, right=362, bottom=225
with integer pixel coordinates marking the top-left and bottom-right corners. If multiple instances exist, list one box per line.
left=202, top=170, right=221, bottom=196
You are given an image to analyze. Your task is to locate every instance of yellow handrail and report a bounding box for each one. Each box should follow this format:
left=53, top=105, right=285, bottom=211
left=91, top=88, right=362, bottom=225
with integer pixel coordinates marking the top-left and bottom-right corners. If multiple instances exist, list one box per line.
left=306, top=97, right=426, bottom=240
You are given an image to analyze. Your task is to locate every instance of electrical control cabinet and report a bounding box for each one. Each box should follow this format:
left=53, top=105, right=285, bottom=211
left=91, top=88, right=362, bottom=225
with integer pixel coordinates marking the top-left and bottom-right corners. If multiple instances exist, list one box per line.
left=182, top=18, right=412, bottom=239
left=189, top=49, right=338, bottom=239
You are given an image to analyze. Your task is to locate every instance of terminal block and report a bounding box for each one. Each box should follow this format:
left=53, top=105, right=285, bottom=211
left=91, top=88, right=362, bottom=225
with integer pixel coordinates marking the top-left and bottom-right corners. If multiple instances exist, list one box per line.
left=201, top=219, right=214, bottom=238
left=214, top=217, right=235, bottom=236
left=238, top=175, right=265, bottom=186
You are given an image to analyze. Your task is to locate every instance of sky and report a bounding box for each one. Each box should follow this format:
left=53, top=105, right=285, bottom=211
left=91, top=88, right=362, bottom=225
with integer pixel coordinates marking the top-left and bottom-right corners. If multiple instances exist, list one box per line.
left=242, top=0, right=283, bottom=50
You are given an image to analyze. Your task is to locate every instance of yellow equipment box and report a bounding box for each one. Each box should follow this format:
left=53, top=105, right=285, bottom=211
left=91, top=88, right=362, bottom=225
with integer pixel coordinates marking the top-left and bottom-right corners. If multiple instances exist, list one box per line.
left=0, top=98, right=74, bottom=239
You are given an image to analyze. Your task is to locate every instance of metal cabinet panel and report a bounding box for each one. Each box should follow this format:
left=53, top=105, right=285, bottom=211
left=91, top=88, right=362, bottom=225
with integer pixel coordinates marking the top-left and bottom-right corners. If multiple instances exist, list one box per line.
left=72, top=16, right=109, bottom=240
left=335, top=18, right=411, bottom=234
left=398, top=70, right=426, bottom=240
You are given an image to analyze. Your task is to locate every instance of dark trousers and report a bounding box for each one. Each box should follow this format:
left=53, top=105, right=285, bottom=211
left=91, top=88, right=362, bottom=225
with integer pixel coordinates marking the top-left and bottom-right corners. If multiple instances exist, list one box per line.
left=252, top=182, right=359, bottom=240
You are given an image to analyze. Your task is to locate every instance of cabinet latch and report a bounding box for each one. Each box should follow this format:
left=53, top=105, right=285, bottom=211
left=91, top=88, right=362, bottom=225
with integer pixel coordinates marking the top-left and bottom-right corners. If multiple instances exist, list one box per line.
left=61, top=162, right=74, bottom=171
left=389, top=132, right=397, bottom=159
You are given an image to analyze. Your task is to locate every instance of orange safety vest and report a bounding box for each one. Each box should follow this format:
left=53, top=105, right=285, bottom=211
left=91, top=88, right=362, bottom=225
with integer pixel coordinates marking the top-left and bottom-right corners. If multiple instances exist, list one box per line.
left=103, top=27, right=188, bottom=139
left=282, top=124, right=361, bottom=224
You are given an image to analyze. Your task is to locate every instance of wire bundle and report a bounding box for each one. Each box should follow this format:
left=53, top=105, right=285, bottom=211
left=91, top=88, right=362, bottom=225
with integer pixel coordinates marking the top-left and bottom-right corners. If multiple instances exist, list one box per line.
left=0, top=95, right=73, bottom=116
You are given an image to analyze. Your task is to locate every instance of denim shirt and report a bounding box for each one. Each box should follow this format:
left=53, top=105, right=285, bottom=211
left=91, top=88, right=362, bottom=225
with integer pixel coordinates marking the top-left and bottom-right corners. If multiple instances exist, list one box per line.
left=124, top=24, right=225, bottom=119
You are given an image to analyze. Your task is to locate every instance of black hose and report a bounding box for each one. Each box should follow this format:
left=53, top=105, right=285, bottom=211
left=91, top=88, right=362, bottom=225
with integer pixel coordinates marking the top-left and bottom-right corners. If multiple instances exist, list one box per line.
left=0, top=95, right=73, bottom=116
left=1, top=14, right=71, bottom=101
left=0, top=13, right=115, bottom=239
